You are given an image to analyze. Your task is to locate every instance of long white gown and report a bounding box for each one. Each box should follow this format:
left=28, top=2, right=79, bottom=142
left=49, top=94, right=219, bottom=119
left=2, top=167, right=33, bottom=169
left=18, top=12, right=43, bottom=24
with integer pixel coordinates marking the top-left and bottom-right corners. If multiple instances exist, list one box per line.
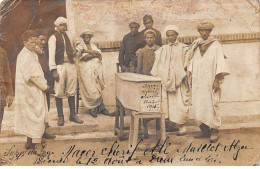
left=151, top=42, right=190, bottom=124
left=76, top=42, right=105, bottom=109
left=188, top=41, right=229, bottom=128
left=15, top=47, right=48, bottom=143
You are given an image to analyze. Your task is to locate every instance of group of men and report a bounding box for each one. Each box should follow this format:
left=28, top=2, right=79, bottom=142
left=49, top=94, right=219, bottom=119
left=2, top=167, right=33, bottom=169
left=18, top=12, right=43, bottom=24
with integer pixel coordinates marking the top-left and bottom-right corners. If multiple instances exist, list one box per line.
left=0, top=16, right=110, bottom=158
left=119, top=15, right=229, bottom=143
left=0, top=14, right=229, bottom=159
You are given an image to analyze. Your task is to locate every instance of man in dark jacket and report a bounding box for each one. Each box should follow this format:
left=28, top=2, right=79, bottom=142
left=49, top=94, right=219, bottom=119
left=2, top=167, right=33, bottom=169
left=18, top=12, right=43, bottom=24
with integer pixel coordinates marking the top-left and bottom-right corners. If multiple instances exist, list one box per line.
left=35, top=29, right=53, bottom=110
left=118, top=22, right=143, bottom=72
left=140, top=15, right=162, bottom=47
left=0, top=36, right=14, bottom=165
left=35, top=29, right=56, bottom=139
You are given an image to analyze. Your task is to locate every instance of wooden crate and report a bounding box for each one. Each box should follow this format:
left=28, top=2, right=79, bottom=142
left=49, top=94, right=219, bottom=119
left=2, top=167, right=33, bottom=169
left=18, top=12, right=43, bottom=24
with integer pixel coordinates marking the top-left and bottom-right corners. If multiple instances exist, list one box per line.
left=115, top=73, right=162, bottom=113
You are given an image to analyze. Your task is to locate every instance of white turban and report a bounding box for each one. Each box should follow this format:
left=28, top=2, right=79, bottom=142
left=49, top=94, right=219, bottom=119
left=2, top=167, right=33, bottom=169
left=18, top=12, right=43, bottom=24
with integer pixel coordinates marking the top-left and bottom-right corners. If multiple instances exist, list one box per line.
left=54, top=17, right=67, bottom=26
left=144, top=29, right=157, bottom=36
left=164, top=25, right=179, bottom=35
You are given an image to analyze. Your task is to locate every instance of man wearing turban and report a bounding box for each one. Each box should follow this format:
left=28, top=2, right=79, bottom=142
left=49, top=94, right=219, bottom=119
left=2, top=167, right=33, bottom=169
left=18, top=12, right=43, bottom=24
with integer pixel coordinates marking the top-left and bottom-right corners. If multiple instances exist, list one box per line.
left=186, top=21, right=229, bottom=143
left=151, top=25, right=190, bottom=136
left=48, top=17, right=83, bottom=126
left=75, top=30, right=109, bottom=118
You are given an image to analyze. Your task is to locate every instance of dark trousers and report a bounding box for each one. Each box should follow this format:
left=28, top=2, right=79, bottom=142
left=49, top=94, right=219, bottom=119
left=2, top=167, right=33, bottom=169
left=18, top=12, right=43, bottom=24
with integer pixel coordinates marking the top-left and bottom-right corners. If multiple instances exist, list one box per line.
left=199, top=123, right=211, bottom=133
left=56, top=96, right=76, bottom=117
left=46, top=93, right=50, bottom=111
left=98, top=101, right=105, bottom=111
left=0, top=108, right=4, bottom=133
left=44, top=71, right=53, bottom=111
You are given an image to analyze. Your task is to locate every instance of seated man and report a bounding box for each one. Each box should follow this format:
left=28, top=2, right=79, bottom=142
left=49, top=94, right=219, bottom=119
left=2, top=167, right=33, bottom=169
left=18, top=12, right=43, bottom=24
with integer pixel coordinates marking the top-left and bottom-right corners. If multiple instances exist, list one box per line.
left=136, top=29, right=160, bottom=75
left=75, top=30, right=109, bottom=118
left=15, top=30, right=54, bottom=155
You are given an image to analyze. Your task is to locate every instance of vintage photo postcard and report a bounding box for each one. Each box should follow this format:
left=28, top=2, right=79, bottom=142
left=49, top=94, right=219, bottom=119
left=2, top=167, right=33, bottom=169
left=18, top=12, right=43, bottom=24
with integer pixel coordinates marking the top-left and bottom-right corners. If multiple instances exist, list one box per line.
left=0, top=0, right=259, bottom=166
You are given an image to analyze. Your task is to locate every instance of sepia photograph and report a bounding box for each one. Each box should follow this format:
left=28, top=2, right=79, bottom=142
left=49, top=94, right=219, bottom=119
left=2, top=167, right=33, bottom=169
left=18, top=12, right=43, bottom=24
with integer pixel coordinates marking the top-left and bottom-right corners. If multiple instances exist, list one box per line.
left=0, top=0, right=259, bottom=166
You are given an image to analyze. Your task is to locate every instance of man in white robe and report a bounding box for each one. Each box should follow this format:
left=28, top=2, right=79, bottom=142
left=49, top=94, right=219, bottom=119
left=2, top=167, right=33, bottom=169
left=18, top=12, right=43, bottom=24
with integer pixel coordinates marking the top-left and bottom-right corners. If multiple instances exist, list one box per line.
left=186, top=21, right=229, bottom=143
left=15, top=30, right=54, bottom=152
left=75, top=30, right=109, bottom=118
left=151, top=25, right=190, bottom=136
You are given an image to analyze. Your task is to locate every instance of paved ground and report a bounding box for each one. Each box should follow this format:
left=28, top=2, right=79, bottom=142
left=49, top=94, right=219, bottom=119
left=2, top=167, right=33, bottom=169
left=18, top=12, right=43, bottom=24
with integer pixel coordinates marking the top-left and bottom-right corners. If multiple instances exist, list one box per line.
left=0, top=100, right=260, bottom=166
left=0, top=122, right=260, bottom=166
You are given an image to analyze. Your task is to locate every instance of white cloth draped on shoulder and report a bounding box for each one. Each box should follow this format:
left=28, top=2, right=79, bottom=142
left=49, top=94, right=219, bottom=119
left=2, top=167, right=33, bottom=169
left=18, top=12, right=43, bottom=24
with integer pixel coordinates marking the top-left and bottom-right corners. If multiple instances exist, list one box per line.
left=75, top=41, right=105, bottom=109
left=151, top=42, right=190, bottom=124
left=188, top=40, right=229, bottom=128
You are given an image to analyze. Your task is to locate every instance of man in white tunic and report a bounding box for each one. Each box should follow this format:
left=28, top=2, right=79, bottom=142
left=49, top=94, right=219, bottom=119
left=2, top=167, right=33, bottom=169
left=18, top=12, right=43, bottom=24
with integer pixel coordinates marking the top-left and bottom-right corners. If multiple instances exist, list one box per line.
left=186, top=21, right=229, bottom=143
left=48, top=17, right=83, bottom=126
left=151, top=25, right=190, bottom=136
left=15, top=30, right=54, bottom=151
left=75, top=30, right=109, bottom=118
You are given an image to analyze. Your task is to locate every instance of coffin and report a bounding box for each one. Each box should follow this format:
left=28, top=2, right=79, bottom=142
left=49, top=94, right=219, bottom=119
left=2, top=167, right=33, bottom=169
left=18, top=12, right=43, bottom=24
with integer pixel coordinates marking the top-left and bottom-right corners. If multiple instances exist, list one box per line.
left=115, top=73, right=162, bottom=113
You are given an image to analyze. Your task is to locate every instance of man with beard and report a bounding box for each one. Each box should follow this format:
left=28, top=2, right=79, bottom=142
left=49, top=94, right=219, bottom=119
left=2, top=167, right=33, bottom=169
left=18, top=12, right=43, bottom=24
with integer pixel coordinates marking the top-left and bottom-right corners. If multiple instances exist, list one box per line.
left=185, top=21, right=229, bottom=143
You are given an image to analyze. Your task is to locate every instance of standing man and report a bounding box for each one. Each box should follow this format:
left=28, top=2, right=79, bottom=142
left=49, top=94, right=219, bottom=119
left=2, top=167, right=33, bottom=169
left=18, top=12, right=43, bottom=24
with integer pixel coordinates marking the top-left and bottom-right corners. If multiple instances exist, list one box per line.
left=35, top=29, right=53, bottom=110
left=75, top=30, right=109, bottom=118
left=35, top=29, right=56, bottom=139
left=15, top=30, right=53, bottom=154
left=118, top=22, right=143, bottom=72
left=136, top=29, right=160, bottom=75
left=48, top=17, right=83, bottom=126
left=140, top=15, right=162, bottom=47
left=151, top=25, right=190, bottom=136
left=186, top=21, right=229, bottom=143
left=0, top=36, right=14, bottom=165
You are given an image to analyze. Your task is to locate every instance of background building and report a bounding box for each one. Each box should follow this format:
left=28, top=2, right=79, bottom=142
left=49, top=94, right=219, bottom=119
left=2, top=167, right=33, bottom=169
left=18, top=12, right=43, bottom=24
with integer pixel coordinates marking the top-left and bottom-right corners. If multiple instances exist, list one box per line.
left=0, top=0, right=260, bottom=128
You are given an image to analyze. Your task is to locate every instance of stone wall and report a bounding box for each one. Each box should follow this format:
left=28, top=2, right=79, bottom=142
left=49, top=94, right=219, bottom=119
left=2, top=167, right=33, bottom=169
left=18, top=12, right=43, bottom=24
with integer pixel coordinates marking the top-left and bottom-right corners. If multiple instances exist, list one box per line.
left=66, top=0, right=260, bottom=122
left=66, top=0, right=259, bottom=41
left=99, top=41, right=260, bottom=117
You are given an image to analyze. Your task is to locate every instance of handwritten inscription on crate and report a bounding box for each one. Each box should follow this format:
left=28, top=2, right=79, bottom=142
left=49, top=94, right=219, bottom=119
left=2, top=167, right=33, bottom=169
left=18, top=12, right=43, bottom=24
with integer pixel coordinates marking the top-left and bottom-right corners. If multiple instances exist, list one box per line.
left=140, top=83, right=161, bottom=112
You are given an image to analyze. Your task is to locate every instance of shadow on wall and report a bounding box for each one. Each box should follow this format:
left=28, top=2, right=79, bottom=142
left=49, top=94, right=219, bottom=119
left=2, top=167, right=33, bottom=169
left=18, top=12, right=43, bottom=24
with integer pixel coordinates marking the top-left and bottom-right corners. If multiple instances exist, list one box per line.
left=0, top=0, right=66, bottom=90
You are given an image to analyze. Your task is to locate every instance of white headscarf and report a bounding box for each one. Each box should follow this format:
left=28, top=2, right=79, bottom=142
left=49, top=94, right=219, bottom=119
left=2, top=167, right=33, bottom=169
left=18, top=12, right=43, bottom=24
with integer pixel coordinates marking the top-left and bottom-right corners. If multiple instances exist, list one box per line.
left=164, top=25, right=179, bottom=35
